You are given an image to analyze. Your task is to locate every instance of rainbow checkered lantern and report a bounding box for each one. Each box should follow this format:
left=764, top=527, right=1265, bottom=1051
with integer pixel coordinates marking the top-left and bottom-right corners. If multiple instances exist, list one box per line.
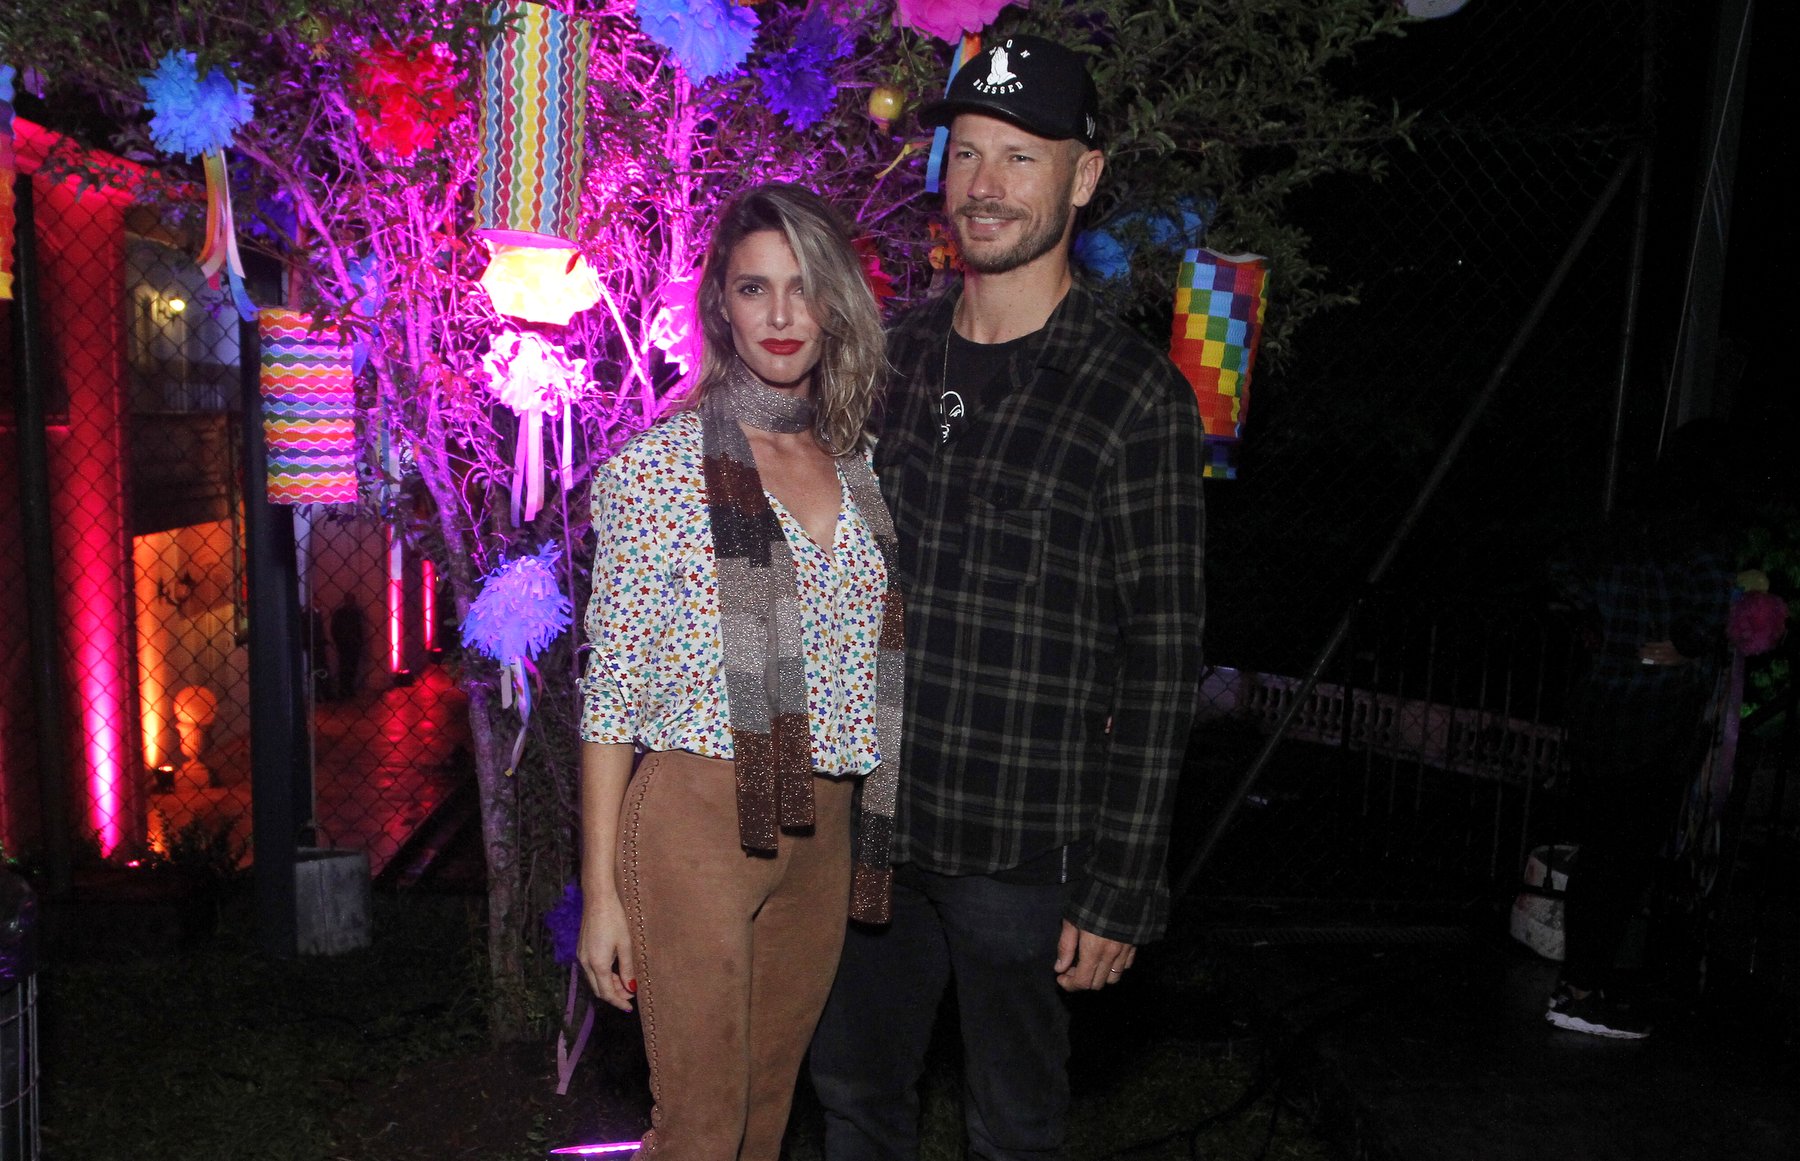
left=1168, top=249, right=1269, bottom=480
left=475, top=3, right=599, bottom=325
left=258, top=308, right=358, bottom=504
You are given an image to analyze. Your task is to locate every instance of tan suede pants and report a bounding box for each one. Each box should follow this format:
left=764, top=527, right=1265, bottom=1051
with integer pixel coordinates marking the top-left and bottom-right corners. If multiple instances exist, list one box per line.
left=618, top=750, right=854, bottom=1161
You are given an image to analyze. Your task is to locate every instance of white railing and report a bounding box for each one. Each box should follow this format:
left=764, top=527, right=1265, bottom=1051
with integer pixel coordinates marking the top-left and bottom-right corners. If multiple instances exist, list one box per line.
left=1198, top=666, right=1566, bottom=786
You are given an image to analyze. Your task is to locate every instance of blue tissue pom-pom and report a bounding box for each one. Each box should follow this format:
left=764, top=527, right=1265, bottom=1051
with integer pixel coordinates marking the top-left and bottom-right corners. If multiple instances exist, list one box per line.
left=636, top=0, right=760, bottom=82
left=462, top=543, right=573, bottom=665
left=142, top=51, right=254, bottom=160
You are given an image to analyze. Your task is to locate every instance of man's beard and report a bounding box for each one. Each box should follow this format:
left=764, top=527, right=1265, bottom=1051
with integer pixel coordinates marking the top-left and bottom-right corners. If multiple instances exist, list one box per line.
left=952, top=190, right=1075, bottom=274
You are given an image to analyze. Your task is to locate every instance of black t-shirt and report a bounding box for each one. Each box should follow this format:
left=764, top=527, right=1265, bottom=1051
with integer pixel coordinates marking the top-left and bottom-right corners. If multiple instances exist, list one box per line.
left=938, top=328, right=1037, bottom=445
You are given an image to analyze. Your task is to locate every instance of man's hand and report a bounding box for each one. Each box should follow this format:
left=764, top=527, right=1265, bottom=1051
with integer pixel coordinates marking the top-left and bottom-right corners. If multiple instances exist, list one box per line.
left=1054, top=920, right=1136, bottom=991
left=1637, top=639, right=1689, bottom=667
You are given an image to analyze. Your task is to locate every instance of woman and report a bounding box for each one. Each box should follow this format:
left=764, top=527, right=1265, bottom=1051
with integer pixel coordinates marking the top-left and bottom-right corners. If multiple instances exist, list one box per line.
left=575, top=183, right=901, bottom=1159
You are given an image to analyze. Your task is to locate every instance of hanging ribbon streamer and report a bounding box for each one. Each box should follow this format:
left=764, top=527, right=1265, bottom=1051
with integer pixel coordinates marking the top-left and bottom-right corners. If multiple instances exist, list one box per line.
left=479, top=328, right=589, bottom=526
left=140, top=51, right=256, bottom=316
left=198, top=151, right=257, bottom=321
left=925, top=33, right=981, bottom=195
left=542, top=883, right=598, bottom=1095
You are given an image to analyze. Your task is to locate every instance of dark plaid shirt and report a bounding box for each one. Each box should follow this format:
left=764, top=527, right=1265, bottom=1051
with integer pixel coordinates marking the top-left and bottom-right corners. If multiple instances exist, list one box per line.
left=875, top=283, right=1206, bottom=944
left=1550, top=534, right=1734, bottom=772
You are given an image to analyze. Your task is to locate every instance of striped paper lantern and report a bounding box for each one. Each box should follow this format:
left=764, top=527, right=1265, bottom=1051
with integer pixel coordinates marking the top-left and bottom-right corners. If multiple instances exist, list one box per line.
left=259, top=308, right=358, bottom=505
left=1168, top=249, right=1269, bottom=481
left=475, top=4, right=591, bottom=247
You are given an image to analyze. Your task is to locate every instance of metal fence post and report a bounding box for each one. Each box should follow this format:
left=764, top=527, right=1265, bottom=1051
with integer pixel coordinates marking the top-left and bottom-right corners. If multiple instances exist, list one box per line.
left=8, top=176, right=71, bottom=897
left=241, top=316, right=308, bottom=957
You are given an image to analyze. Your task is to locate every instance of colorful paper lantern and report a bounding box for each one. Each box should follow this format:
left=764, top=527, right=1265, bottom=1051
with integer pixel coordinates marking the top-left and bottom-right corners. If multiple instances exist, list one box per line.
left=476, top=4, right=591, bottom=248
left=1168, top=248, right=1269, bottom=481
left=479, top=240, right=601, bottom=326
left=259, top=308, right=359, bottom=504
left=475, top=5, right=598, bottom=322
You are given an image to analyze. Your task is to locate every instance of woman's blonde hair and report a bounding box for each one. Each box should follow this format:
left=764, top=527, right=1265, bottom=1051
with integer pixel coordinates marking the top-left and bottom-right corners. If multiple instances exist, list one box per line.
left=690, top=182, right=885, bottom=455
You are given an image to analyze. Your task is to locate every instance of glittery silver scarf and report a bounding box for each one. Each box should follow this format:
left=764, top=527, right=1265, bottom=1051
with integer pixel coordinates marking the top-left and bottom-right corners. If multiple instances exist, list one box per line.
left=700, top=363, right=901, bottom=923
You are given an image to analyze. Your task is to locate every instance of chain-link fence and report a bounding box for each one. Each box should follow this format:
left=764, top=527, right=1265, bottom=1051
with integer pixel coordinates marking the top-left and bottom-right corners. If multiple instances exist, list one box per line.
left=1182, top=0, right=1679, bottom=905
left=303, top=510, right=473, bottom=884
left=2, top=155, right=472, bottom=891
left=125, top=232, right=254, bottom=867
left=6, top=1, right=1786, bottom=944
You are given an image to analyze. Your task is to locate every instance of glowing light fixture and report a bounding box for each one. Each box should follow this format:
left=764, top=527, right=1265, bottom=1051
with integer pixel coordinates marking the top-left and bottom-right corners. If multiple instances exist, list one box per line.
left=422, top=559, right=438, bottom=653
left=166, top=295, right=187, bottom=314
left=387, top=524, right=406, bottom=675
left=478, top=240, right=600, bottom=326
left=550, top=1143, right=642, bottom=1157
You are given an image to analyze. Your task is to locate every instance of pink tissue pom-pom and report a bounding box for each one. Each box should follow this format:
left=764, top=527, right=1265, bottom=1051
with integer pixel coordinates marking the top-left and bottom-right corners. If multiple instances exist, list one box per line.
left=1727, top=590, right=1789, bottom=657
left=894, top=0, right=1022, bottom=43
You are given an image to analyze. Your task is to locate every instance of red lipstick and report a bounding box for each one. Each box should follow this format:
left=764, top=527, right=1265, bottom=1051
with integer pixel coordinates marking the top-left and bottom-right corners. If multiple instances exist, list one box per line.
left=759, top=339, right=804, bottom=356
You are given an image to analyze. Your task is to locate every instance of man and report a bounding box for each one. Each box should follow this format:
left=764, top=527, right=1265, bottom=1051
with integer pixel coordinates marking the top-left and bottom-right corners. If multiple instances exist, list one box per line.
left=331, top=593, right=367, bottom=701
left=1545, top=424, right=1735, bottom=1039
left=810, top=35, right=1206, bottom=1161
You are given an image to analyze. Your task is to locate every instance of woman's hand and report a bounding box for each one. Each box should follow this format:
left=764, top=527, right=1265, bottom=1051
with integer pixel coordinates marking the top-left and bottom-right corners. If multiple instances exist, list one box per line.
left=577, top=888, right=637, bottom=1012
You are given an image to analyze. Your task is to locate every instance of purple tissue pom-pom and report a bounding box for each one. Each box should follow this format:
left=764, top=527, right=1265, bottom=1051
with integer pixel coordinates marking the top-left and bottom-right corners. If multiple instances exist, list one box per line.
left=544, top=881, right=583, bottom=965
left=756, top=8, right=850, bottom=131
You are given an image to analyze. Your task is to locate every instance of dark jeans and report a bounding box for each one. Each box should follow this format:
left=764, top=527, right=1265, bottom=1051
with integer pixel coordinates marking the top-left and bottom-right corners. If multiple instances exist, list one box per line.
left=809, top=863, right=1070, bottom=1161
left=1561, top=684, right=1710, bottom=992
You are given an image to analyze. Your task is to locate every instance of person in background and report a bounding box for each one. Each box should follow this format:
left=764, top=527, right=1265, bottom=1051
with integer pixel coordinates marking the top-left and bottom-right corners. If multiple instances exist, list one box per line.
left=330, top=593, right=367, bottom=701
left=1546, top=422, right=1738, bottom=1039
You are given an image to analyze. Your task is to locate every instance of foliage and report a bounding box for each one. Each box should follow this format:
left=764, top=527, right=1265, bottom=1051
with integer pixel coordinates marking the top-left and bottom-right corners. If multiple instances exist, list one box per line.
left=3, top=0, right=1410, bottom=1032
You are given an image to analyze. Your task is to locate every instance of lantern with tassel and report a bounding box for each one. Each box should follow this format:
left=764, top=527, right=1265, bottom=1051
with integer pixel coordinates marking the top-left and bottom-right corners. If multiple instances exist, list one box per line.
left=1168, top=248, right=1269, bottom=480
left=475, top=4, right=599, bottom=324
left=258, top=308, right=359, bottom=504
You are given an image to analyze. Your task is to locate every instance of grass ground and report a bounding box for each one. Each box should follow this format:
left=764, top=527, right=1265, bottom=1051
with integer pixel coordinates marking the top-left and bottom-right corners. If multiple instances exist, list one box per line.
left=39, top=887, right=1334, bottom=1161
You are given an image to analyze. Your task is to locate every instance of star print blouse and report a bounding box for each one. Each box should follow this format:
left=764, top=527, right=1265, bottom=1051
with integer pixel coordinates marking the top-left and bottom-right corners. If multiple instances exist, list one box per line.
left=578, top=410, right=888, bottom=777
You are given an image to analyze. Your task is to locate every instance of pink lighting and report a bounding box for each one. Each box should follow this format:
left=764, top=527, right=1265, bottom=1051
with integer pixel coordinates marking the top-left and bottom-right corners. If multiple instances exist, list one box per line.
left=550, top=1142, right=641, bottom=1156
left=422, top=559, right=438, bottom=653
left=17, top=125, right=144, bottom=858
left=387, top=524, right=405, bottom=674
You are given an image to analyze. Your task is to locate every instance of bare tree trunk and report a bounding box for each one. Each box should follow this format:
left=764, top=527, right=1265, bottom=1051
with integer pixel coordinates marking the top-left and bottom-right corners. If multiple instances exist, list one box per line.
left=466, top=681, right=530, bottom=1041
left=405, top=380, right=534, bottom=1041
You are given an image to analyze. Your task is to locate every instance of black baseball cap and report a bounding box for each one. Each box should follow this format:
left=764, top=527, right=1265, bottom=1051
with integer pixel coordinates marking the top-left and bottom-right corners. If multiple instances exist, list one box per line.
left=919, top=35, right=1101, bottom=148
